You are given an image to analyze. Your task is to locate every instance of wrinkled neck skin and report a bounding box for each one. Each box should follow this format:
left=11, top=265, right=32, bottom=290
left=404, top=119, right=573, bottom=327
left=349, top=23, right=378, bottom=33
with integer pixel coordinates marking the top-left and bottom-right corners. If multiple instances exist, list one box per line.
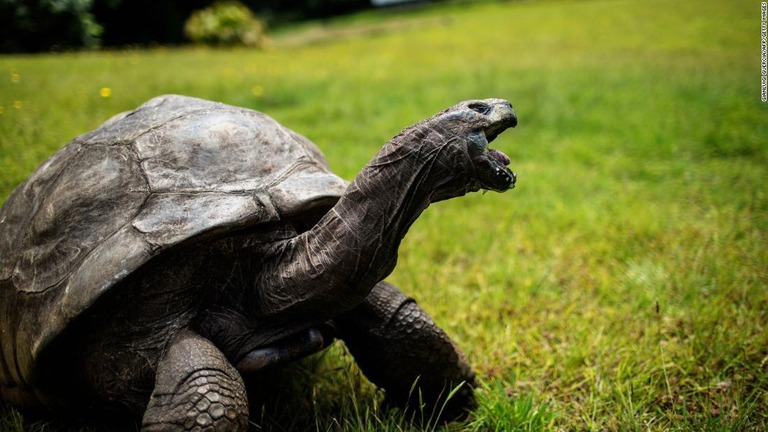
left=255, top=126, right=475, bottom=322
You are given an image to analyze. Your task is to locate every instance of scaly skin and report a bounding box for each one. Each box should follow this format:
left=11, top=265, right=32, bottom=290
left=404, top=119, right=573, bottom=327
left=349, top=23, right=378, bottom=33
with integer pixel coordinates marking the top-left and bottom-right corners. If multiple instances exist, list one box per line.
left=141, top=330, right=249, bottom=431
left=335, top=281, right=476, bottom=423
left=248, top=99, right=517, bottom=329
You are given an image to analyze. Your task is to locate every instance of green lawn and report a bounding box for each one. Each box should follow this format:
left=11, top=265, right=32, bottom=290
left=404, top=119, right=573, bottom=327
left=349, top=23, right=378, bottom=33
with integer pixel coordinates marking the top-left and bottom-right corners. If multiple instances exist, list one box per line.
left=1, top=0, right=766, bottom=430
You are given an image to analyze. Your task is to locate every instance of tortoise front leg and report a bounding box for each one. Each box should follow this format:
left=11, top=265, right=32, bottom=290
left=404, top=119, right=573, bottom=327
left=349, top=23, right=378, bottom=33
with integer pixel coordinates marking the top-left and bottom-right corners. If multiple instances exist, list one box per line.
left=141, top=329, right=249, bottom=432
left=334, top=281, right=476, bottom=424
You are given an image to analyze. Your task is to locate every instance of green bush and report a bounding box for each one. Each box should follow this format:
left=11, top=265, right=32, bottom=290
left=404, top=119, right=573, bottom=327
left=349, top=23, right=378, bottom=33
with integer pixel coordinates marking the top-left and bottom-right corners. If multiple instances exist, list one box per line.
left=184, top=1, right=267, bottom=47
left=0, top=0, right=102, bottom=52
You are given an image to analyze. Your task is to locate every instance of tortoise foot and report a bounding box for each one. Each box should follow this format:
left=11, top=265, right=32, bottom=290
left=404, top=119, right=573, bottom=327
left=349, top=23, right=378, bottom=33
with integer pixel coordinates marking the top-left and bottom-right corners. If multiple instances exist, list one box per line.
left=335, top=281, right=476, bottom=425
left=141, top=330, right=249, bottom=432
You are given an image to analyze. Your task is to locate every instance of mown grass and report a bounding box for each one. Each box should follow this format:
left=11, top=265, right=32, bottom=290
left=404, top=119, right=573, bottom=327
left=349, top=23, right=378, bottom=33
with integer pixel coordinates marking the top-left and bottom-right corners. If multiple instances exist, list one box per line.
left=1, top=0, right=766, bottom=430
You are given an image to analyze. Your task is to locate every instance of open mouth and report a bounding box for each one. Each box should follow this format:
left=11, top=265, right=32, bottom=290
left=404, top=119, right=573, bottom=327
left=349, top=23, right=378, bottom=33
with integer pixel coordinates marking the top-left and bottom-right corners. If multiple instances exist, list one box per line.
left=462, top=99, right=518, bottom=192
left=479, top=124, right=517, bottom=192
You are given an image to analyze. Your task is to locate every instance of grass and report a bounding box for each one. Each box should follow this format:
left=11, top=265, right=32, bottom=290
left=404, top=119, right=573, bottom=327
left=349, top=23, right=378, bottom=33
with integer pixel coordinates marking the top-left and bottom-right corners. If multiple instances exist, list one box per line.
left=1, top=0, right=766, bottom=430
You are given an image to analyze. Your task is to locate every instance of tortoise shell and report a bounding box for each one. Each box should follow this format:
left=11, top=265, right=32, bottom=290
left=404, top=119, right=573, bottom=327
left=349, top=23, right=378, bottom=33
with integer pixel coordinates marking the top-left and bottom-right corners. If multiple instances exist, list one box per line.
left=0, top=95, right=347, bottom=395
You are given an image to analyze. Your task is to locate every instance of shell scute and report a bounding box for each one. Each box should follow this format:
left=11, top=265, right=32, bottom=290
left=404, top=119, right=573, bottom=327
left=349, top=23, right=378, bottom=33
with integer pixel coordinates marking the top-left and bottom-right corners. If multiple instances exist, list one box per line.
left=7, top=144, right=148, bottom=293
left=133, top=108, right=313, bottom=193
left=131, top=192, right=275, bottom=248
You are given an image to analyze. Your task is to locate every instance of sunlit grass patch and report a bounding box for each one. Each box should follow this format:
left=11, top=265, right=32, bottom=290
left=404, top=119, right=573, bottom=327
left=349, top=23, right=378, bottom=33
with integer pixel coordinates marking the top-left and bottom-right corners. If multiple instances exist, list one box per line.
left=0, top=0, right=765, bottom=430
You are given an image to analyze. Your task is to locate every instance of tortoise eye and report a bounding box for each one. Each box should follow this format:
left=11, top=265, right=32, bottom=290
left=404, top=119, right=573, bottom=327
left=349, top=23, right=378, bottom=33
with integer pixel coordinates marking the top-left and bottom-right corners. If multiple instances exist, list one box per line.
left=467, top=102, right=491, bottom=115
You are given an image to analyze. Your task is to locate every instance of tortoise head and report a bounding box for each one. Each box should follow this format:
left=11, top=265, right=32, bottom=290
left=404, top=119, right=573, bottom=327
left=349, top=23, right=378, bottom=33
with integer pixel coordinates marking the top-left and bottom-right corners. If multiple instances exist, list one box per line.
left=406, top=98, right=517, bottom=200
left=444, top=99, right=517, bottom=192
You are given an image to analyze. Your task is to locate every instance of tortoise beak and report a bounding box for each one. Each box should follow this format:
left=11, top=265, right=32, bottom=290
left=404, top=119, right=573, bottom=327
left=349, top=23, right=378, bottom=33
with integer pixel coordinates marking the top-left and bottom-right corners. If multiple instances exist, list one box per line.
left=471, top=99, right=517, bottom=192
left=484, top=100, right=517, bottom=142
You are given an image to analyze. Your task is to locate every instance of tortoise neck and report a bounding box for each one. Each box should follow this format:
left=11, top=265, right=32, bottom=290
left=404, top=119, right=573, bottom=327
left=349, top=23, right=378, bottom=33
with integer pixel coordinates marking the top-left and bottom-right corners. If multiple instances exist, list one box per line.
left=255, top=133, right=463, bottom=320
left=313, top=129, right=469, bottom=285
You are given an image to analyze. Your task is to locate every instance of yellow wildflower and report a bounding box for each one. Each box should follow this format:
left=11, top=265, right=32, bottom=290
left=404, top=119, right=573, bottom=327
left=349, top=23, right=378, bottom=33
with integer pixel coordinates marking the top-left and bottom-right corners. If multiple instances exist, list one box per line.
left=13, top=100, right=22, bottom=109
left=251, top=85, right=264, bottom=97
left=100, top=87, right=112, bottom=98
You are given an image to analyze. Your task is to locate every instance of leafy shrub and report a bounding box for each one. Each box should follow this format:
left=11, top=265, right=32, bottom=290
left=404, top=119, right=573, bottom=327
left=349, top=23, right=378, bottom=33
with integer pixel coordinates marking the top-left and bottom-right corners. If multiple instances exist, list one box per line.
left=184, top=1, right=267, bottom=48
left=0, top=0, right=102, bottom=52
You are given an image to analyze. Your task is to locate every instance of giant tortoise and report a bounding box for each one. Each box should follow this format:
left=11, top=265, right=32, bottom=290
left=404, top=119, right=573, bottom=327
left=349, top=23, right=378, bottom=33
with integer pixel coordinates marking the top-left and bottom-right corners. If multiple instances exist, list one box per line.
left=0, top=95, right=517, bottom=430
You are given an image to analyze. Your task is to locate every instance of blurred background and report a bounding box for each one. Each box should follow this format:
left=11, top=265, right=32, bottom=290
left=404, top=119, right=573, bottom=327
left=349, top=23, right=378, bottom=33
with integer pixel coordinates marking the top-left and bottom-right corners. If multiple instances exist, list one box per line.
left=0, top=0, right=431, bottom=53
left=0, top=0, right=765, bottom=430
